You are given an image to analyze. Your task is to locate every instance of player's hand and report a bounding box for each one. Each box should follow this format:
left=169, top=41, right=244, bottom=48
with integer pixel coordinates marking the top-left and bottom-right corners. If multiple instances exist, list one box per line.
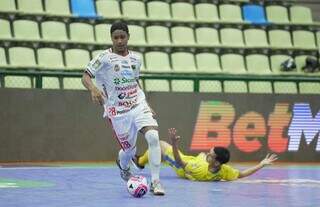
left=90, top=87, right=105, bottom=105
left=260, top=153, right=278, bottom=166
left=168, top=128, right=180, bottom=144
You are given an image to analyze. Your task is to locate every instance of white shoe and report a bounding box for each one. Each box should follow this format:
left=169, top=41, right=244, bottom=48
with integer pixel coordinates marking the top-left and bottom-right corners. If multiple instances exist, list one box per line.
left=150, top=180, right=165, bottom=196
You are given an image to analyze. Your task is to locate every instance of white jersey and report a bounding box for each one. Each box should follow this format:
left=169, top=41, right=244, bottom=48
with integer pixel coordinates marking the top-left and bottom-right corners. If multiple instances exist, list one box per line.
left=85, top=48, right=145, bottom=118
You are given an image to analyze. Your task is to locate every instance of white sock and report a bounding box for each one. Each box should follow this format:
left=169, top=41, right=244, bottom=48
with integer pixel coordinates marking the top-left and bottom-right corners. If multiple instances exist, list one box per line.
left=118, top=147, right=136, bottom=170
left=145, top=130, right=161, bottom=182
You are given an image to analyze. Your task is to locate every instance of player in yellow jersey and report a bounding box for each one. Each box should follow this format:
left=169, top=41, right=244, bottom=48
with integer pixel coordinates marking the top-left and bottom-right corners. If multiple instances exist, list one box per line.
left=132, top=128, right=278, bottom=181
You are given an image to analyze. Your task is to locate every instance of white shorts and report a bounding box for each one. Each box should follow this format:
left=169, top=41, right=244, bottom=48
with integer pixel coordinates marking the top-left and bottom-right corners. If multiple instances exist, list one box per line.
left=107, top=100, right=158, bottom=152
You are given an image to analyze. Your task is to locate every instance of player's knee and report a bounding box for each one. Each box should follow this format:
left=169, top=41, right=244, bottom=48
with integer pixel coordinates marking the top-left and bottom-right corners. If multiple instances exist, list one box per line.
left=145, top=129, right=160, bottom=147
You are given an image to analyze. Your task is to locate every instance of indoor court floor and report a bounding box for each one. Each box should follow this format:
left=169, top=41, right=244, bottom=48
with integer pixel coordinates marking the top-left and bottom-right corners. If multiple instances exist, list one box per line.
left=0, top=163, right=319, bottom=207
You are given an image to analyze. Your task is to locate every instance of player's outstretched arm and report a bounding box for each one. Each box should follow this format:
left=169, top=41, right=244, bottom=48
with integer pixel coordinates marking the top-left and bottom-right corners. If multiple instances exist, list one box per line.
left=238, top=154, right=278, bottom=179
left=82, top=72, right=105, bottom=105
left=169, top=128, right=187, bottom=169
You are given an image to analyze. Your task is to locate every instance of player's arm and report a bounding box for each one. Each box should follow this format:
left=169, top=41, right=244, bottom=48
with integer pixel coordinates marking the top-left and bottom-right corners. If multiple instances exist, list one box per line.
left=82, top=72, right=105, bottom=105
left=238, top=154, right=278, bottom=179
left=168, top=128, right=187, bottom=169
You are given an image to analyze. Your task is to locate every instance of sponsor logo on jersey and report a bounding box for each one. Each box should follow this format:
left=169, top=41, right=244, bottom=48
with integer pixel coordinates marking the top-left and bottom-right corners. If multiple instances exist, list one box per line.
left=118, top=99, right=137, bottom=108
left=92, top=59, right=102, bottom=69
left=121, top=70, right=133, bottom=79
left=115, top=84, right=137, bottom=91
left=131, top=65, right=136, bottom=70
left=114, top=64, right=120, bottom=72
left=118, top=92, right=126, bottom=100
left=113, top=77, right=136, bottom=85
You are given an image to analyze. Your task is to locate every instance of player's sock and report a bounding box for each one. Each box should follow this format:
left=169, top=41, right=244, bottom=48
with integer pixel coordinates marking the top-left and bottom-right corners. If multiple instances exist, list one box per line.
left=118, top=147, right=136, bottom=170
left=144, top=130, right=161, bottom=182
left=138, top=150, right=149, bottom=167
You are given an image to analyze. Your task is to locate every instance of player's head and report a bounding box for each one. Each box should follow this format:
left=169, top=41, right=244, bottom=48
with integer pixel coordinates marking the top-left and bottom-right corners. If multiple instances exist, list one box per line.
left=110, top=21, right=130, bottom=53
left=207, top=147, right=230, bottom=165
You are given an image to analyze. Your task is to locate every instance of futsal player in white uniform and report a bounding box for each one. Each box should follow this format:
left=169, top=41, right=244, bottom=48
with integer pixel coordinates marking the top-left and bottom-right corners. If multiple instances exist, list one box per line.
left=82, top=21, right=165, bottom=195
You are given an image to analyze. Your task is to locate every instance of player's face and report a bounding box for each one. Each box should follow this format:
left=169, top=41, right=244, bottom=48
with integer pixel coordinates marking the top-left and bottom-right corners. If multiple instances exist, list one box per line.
left=111, top=30, right=129, bottom=53
left=206, top=148, right=217, bottom=164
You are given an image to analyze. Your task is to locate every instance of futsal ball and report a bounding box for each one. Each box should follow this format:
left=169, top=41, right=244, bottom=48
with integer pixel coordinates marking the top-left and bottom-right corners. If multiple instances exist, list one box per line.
left=127, top=175, right=149, bottom=198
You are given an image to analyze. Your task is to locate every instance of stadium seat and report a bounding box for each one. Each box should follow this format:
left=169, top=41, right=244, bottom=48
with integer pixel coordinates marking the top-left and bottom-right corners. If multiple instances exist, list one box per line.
left=292, top=30, right=316, bottom=49
left=65, top=49, right=90, bottom=70
left=5, top=76, right=33, bottom=88
left=37, top=48, right=65, bottom=69
left=41, top=21, right=68, bottom=42
left=13, top=20, right=40, bottom=40
left=45, top=0, right=71, bottom=16
left=95, top=24, right=112, bottom=44
left=199, top=80, right=222, bottom=93
left=91, top=50, right=104, bottom=58
left=171, top=52, right=196, bottom=72
left=266, top=5, right=289, bottom=23
left=195, top=53, right=222, bottom=73
left=290, top=6, right=313, bottom=23
left=171, top=2, right=195, bottom=21
left=299, top=82, right=320, bottom=94
left=195, top=27, right=220, bottom=46
left=244, top=29, right=268, bottom=47
left=220, top=28, right=244, bottom=47
left=274, top=82, right=298, bottom=94
left=171, top=80, right=194, bottom=92
left=70, top=0, right=96, bottom=17
left=242, top=4, right=267, bottom=24
left=248, top=81, right=273, bottom=94
left=269, top=30, right=292, bottom=48
left=221, top=54, right=246, bottom=74
left=147, top=1, right=171, bottom=20
left=0, top=19, right=12, bottom=39
left=0, top=0, right=16, bottom=12
left=270, top=55, right=295, bottom=74
left=145, top=80, right=170, bottom=92
left=195, top=3, right=219, bottom=22
left=171, top=26, right=196, bottom=45
left=146, top=25, right=171, bottom=46
left=69, top=22, right=95, bottom=43
left=219, top=4, right=243, bottom=22
left=63, top=77, right=86, bottom=90
left=9, top=47, right=37, bottom=68
left=128, top=25, right=146, bottom=45
left=122, top=0, right=147, bottom=20
left=96, top=0, right=121, bottom=19
left=316, top=31, right=320, bottom=46
left=17, top=0, right=44, bottom=14
left=0, top=47, right=8, bottom=66
left=145, top=51, right=171, bottom=72
left=42, top=77, right=60, bottom=89
left=246, top=54, right=272, bottom=74
left=224, top=81, right=248, bottom=93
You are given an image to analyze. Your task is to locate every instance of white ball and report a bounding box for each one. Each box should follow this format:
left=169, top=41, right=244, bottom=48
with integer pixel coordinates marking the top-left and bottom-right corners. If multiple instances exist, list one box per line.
left=127, top=175, right=149, bottom=198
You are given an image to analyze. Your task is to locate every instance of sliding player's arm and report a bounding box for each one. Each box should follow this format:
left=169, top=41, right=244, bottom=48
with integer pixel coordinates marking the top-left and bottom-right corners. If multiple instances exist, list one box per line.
left=168, top=128, right=187, bottom=169
left=238, top=154, right=278, bottom=179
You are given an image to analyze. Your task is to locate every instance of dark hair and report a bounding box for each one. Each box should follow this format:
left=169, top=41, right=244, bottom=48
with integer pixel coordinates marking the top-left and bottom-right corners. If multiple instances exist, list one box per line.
left=110, top=21, right=129, bottom=35
left=214, top=147, right=230, bottom=164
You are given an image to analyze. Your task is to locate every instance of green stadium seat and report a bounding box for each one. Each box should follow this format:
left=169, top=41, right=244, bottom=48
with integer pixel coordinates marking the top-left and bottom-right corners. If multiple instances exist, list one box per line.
left=70, top=22, right=95, bottom=43
left=317, top=31, right=320, bottom=47
left=219, top=4, right=243, bottom=22
left=145, top=51, right=171, bottom=72
left=145, top=80, right=170, bottom=92
left=195, top=3, right=219, bottom=22
left=292, top=30, right=316, bottom=49
left=224, top=81, right=248, bottom=93
left=171, top=26, right=196, bottom=45
left=195, top=53, right=222, bottom=73
left=9, top=47, right=37, bottom=68
left=290, top=6, right=313, bottom=23
left=171, top=80, right=194, bottom=92
left=246, top=54, right=272, bottom=74
left=45, top=0, right=71, bottom=16
left=195, top=27, right=220, bottom=46
left=266, top=5, right=289, bottom=23
left=299, top=82, right=320, bottom=94
left=171, top=2, right=195, bottom=21
left=244, top=29, right=268, bottom=47
left=147, top=1, right=171, bottom=20
left=270, top=55, right=295, bottom=74
left=17, top=0, right=44, bottom=14
left=220, top=28, right=244, bottom=47
left=0, top=47, right=8, bottom=66
left=122, top=0, right=147, bottom=20
left=128, top=25, right=146, bottom=46
left=95, top=24, right=112, bottom=44
left=171, top=52, right=196, bottom=72
left=42, top=77, right=60, bottom=89
left=37, top=48, right=64, bottom=69
left=248, top=81, right=273, bottom=94
left=96, top=0, right=121, bottom=19
left=199, top=80, right=222, bottom=93
left=0, top=19, right=12, bottom=39
left=5, top=76, right=33, bottom=88
left=221, top=53, right=246, bottom=73
left=65, top=49, right=90, bottom=70
left=0, top=0, right=16, bottom=12
left=269, top=30, right=292, bottom=48
left=41, top=21, right=68, bottom=42
left=274, top=82, right=298, bottom=94
left=146, top=25, right=171, bottom=46
left=63, top=77, right=86, bottom=90
left=13, top=20, right=40, bottom=40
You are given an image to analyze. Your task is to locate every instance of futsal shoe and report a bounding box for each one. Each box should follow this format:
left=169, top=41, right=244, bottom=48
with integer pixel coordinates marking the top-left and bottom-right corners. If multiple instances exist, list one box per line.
left=131, top=155, right=145, bottom=170
left=116, top=159, right=133, bottom=181
left=150, top=180, right=165, bottom=196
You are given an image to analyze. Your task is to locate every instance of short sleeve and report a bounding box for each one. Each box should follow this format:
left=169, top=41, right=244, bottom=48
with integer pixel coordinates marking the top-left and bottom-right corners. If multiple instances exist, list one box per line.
left=133, top=54, right=142, bottom=79
left=220, top=165, right=240, bottom=181
left=85, top=53, right=107, bottom=77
